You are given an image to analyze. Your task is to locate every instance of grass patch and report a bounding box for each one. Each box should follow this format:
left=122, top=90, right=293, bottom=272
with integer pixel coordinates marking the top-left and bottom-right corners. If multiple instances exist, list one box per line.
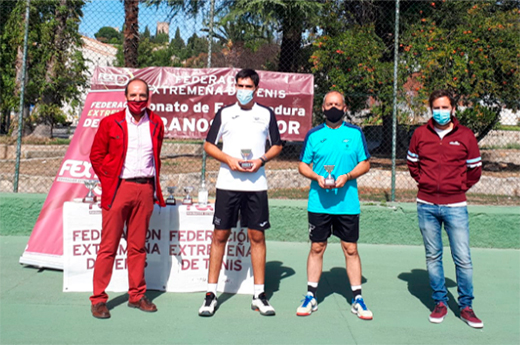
left=0, top=137, right=71, bottom=145
left=497, top=125, right=520, bottom=131
left=481, top=143, right=520, bottom=150
left=268, top=186, right=520, bottom=206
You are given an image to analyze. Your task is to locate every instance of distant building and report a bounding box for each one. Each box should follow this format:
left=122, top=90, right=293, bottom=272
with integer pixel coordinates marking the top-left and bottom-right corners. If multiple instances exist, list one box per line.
left=157, top=22, right=169, bottom=36
left=62, top=36, right=118, bottom=125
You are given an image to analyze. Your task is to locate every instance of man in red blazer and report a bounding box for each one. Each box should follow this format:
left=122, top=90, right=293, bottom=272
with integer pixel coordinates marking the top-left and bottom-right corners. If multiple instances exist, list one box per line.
left=89, top=78, right=165, bottom=319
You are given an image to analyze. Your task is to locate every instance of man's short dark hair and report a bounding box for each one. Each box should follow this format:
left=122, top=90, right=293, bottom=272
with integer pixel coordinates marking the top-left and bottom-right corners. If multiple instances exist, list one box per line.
left=429, top=89, right=455, bottom=109
left=235, top=69, right=260, bottom=87
left=125, top=78, right=150, bottom=96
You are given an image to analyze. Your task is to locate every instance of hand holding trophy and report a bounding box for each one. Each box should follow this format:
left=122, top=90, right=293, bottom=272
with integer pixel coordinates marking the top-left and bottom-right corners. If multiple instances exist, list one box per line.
left=239, top=149, right=253, bottom=169
left=324, top=165, right=336, bottom=187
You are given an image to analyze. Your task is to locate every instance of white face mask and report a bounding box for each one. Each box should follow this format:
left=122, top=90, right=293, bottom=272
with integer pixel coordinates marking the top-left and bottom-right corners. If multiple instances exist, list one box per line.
left=236, top=89, right=254, bottom=105
left=432, top=109, right=451, bottom=125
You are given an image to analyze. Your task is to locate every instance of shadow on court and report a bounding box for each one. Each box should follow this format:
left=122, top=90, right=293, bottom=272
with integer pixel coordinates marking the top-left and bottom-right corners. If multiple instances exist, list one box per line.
left=218, top=260, right=295, bottom=306
left=398, top=269, right=459, bottom=315
left=106, top=291, right=166, bottom=310
left=317, top=267, right=367, bottom=305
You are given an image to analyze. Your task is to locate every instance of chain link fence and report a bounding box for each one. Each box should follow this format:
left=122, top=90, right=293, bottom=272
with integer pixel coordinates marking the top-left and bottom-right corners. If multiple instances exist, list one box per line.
left=1, top=0, right=519, bottom=205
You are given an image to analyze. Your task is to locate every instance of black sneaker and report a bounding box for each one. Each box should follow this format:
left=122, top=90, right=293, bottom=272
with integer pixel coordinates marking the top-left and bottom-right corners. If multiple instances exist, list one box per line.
left=198, top=292, right=218, bottom=317
left=251, top=292, right=275, bottom=316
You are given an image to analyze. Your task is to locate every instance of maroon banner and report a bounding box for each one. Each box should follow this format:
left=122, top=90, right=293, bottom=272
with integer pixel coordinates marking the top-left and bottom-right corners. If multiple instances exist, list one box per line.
left=91, top=67, right=314, bottom=141
left=20, top=67, right=314, bottom=269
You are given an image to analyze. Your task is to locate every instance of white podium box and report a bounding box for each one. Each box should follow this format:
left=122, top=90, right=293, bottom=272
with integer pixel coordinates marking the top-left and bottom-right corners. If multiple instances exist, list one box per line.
left=63, top=202, right=253, bottom=294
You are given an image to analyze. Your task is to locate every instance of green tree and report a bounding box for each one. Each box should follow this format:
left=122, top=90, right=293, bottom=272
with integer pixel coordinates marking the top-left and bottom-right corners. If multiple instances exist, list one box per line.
left=94, top=26, right=122, bottom=44
left=142, top=25, right=151, bottom=40
left=222, top=0, right=323, bottom=72
left=0, top=0, right=88, bottom=136
left=171, top=27, right=185, bottom=51
left=0, top=0, right=19, bottom=134
left=153, top=32, right=169, bottom=45
left=400, top=0, right=520, bottom=141
left=311, top=25, right=400, bottom=122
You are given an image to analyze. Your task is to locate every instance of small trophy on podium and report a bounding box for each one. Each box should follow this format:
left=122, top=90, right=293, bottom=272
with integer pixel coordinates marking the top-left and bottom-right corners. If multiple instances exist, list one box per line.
left=182, top=186, right=194, bottom=205
left=83, top=180, right=98, bottom=203
left=240, top=149, right=253, bottom=169
left=324, top=165, right=336, bottom=187
left=166, top=186, right=177, bottom=205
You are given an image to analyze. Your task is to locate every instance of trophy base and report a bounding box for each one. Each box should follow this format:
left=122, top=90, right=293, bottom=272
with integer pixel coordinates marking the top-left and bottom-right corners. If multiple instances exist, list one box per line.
left=166, top=199, right=177, bottom=206
left=83, top=196, right=97, bottom=203
left=240, top=162, right=253, bottom=168
left=182, top=198, right=193, bottom=205
left=324, top=178, right=335, bottom=187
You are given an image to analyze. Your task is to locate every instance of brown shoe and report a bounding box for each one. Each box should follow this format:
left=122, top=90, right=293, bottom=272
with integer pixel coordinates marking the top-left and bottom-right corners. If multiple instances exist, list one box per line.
left=91, top=302, right=110, bottom=319
left=128, top=295, right=157, bottom=312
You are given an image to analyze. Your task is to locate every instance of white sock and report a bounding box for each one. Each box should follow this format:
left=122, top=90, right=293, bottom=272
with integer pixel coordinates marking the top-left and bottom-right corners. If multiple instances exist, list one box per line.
left=254, top=284, right=264, bottom=298
left=207, top=283, right=217, bottom=295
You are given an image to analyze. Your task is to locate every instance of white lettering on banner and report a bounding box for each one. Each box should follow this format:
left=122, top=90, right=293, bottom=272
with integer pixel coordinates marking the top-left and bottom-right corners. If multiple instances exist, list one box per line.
left=86, top=109, right=119, bottom=117
left=161, top=117, right=211, bottom=134
left=160, top=116, right=299, bottom=136
left=98, top=73, right=130, bottom=86
left=214, top=102, right=224, bottom=112
left=59, top=160, right=93, bottom=178
left=193, top=102, right=210, bottom=113
left=83, top=118, right=101, bottom=128
left=256, top=88, right=286, bottom=99
left=272, top=105, right=306, bottom=116
left=154, top=85, right=234, bottom=96
left=149, top=102, right=189, bottom=113
left=90, top=101, right=126, bottom=109
left=277, top=120, right=300, bottom=135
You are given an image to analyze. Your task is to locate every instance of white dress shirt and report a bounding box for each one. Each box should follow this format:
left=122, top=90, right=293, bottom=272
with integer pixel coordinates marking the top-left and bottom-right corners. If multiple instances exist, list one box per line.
left=120, top=108, right=155, bottom=179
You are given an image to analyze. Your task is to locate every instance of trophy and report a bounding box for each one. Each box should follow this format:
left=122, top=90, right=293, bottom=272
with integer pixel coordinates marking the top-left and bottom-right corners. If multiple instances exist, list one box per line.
left=324, top=165, right=336, bottom=187
left=83, top=180, right=98, bottom=203
left=182, top=186, right=194, bottom=205
left=240, top=149, right=253, bottom=169
left=166, top=186, right=177, bottom=205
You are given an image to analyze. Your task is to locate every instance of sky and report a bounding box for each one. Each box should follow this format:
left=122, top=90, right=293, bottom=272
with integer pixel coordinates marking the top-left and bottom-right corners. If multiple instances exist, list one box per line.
left=79, top=0, right=206, bottom=40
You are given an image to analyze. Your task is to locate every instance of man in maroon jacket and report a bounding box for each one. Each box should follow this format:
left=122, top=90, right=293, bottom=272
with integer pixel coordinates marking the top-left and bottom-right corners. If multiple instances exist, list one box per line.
left=407, top=89, right=483, bottom=329
left=89, top=78, right=165, bottom=319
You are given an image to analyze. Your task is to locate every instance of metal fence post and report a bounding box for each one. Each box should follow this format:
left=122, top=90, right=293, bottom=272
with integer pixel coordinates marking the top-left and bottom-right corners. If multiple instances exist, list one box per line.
left=13, top=0, right=31, bottom=193
left=201, top=0, right=215, bottom=184
left=390, top=0, right=400, bottom=202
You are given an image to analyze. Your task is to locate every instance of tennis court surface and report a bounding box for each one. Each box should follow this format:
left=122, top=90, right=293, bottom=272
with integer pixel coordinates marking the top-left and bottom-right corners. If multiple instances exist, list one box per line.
left=1, top=237, right=518, bottom=344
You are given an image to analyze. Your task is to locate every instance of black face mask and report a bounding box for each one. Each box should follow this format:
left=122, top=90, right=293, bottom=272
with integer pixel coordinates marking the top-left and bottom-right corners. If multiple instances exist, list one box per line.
left=324, top=107, right=345, bottom=123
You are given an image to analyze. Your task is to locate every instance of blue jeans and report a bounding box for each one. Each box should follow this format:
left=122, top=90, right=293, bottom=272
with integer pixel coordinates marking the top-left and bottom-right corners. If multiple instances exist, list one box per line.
left=417, top=203, right=474, bottom=308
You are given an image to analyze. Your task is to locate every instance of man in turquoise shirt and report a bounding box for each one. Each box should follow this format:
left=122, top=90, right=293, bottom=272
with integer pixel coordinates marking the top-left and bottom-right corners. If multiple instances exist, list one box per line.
left=297, top=90, right=372, bottom=320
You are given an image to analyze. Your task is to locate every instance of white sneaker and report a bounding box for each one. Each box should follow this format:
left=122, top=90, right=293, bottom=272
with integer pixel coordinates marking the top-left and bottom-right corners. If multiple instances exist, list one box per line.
left=251, top=292, right=275, bottom=316
left=351, top=296, right=373, bottom=320
left=198, top=292, right=218, bottom=316
left=296, top=293, right=318, bottom=316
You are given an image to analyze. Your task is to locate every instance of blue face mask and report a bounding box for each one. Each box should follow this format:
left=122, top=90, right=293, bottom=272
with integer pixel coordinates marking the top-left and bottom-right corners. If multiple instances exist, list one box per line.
left=236, top=89, right=254, bottom=105
left=432, top=109, right=451, bottom=126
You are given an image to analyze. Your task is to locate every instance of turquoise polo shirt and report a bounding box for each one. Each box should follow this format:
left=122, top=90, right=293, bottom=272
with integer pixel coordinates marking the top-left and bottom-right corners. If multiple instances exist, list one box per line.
left=300, top=122, right=370, bottom=215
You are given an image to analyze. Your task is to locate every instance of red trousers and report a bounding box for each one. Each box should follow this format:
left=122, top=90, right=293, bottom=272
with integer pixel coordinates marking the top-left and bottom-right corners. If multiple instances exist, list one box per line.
left=90, top=180, right=154, bottom=305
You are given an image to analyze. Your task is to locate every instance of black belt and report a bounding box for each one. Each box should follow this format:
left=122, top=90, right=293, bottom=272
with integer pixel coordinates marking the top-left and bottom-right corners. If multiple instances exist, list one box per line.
left=124, top=177, right=154, bottom=184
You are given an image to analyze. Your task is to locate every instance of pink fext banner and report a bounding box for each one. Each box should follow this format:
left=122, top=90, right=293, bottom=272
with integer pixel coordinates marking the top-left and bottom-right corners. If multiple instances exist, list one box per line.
left=20, top=66, right=314, bottom=269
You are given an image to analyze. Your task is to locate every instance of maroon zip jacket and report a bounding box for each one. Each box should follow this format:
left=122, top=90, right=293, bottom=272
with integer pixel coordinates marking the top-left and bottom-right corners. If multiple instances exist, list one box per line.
left=90, top=109, right=166, bottom=210
left=407, top=116, right=482, bottom=204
